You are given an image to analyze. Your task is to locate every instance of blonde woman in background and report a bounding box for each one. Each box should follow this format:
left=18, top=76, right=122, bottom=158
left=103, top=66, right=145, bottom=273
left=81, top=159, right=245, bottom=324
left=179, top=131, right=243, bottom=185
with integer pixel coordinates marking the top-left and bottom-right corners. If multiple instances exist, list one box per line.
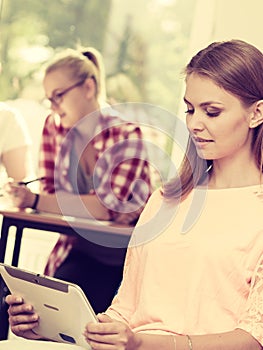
left=5, top=47, right=153, bottom=313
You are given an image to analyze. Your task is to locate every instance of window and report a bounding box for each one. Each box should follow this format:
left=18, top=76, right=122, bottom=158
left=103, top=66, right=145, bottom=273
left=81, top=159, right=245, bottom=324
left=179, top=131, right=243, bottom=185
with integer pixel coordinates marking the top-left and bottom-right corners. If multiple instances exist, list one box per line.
left=0, top=0, right=197, bottom=180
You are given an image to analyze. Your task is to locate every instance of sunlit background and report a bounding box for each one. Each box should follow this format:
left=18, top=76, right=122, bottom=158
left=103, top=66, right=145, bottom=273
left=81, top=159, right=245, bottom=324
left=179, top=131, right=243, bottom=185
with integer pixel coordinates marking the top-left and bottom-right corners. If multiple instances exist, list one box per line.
left=1, top=0, right=262, bottom=107
left=0, top=0, right=262, bottom=176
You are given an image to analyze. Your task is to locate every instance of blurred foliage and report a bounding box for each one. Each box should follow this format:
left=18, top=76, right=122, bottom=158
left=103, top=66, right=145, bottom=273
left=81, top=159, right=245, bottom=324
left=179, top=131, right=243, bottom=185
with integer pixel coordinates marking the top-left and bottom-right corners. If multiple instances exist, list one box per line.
left=0, top=0, right=112, bottom=99
left=0, top=0, right=196, bottom=115
left=0, top=0, right=196, bottom=179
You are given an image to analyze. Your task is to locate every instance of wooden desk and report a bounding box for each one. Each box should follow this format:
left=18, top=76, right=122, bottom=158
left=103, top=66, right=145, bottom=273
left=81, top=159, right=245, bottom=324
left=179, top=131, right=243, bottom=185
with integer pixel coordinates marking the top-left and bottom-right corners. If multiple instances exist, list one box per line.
left=0, top=209, right=133, bottom=340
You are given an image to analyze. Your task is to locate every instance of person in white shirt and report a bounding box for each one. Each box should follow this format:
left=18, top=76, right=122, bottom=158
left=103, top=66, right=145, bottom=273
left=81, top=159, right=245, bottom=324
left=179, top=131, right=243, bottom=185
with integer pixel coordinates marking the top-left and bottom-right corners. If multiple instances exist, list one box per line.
left=0, top=102, right=33, bottom=182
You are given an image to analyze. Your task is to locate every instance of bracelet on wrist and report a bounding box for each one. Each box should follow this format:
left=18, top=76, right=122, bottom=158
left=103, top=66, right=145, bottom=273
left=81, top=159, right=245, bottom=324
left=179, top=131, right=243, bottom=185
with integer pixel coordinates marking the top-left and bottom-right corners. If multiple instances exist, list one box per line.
left=186, top=335, right=193, bottom=350
left=172, top=335, right=177, bottom=350
left=31, top=193, right=40, bottom=210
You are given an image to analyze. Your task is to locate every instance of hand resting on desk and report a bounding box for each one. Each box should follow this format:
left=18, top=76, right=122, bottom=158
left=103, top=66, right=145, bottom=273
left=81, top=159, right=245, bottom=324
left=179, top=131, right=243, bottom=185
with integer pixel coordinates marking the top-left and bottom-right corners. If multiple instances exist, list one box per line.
left=4, top=179, right=139, bottom=225
left=4, top=180, right=37, bottom=210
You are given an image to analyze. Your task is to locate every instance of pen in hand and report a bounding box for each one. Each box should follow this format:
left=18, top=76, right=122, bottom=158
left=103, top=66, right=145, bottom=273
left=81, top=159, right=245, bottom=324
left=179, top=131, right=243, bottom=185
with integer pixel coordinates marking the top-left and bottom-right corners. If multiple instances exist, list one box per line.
left=0, top=177, right=45, bottom=197
left=17, top=176, right=46, bottom=186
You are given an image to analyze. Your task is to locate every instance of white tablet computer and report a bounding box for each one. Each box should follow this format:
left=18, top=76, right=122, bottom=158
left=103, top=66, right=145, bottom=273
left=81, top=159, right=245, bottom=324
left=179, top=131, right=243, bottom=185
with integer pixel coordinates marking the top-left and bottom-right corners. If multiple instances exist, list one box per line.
left=0, top=263, right=98, bottom=349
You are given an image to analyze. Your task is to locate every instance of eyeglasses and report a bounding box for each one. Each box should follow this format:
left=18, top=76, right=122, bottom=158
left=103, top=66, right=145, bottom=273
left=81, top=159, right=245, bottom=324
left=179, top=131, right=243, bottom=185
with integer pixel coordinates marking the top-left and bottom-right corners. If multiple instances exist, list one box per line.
left=47, top=79, right=86, bottom=106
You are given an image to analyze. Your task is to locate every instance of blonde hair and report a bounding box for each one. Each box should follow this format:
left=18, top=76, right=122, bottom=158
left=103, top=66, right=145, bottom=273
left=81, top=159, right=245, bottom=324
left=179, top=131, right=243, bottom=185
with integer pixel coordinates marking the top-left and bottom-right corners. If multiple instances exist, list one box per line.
left=45, top=47, right=106, bottom=103
left=164, top=39, right=263, bottom=199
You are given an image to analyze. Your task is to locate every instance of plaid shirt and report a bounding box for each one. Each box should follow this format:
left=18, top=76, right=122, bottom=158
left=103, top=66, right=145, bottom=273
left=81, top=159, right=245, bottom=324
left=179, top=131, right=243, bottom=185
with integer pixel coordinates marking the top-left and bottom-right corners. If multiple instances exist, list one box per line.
left=39, top=113, right=68, bottom=194
left=39, top=109, right=153, bottom=276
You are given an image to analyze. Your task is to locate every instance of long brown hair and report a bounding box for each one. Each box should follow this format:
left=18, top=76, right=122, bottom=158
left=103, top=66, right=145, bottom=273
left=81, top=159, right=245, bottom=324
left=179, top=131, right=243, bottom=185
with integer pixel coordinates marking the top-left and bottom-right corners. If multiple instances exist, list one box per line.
left=164, top=39, right=263, bottom=199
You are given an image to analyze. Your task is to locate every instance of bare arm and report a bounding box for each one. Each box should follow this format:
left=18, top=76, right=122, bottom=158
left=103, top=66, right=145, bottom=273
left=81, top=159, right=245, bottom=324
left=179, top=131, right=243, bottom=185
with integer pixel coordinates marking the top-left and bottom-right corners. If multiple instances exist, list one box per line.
left=38, top=190, right=111, bottom=220
left=129, top=330, right=261, bottom=350
left=5, top=183, right=110, bottom=220
left=85, top=314, right=262, bottom=350
left=6, top=182, right=139, bottom=224
left=5, top=297, right=262, bottom=349
left=2, top=145, right=34, bottom=181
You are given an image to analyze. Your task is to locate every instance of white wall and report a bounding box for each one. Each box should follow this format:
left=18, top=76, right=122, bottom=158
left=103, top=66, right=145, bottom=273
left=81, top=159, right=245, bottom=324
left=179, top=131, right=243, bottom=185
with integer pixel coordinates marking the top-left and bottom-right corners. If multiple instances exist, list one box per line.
left=186, top=0, right=262, bottom=61
left=213, top=0, right=262, bottom=50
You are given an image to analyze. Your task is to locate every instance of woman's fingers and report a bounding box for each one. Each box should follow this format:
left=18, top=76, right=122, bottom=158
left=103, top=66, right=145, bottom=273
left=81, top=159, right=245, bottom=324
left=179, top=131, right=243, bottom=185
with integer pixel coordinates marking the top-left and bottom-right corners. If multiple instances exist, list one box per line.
left=5, top=295, right=41, bottom=340
left=10, top=313, right=39, bottom=329
left=5, top=294, right=23, bottom=305
left=3, top=181, right=34, bottom=208
left=6, top=294, right=38, bottom=327
left=8, top=302, right=34, bottom=317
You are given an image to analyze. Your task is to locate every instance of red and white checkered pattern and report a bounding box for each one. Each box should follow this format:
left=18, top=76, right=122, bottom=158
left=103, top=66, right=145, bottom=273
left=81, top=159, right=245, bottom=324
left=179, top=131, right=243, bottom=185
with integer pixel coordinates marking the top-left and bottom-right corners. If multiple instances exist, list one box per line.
left=38, top=110, right=153, bottom=276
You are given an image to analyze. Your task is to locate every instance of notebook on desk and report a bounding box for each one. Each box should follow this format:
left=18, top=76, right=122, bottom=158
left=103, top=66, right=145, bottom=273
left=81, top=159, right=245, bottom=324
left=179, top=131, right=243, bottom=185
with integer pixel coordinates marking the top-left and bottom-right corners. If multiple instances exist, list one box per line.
left=0, top=263, right=97, bottom=349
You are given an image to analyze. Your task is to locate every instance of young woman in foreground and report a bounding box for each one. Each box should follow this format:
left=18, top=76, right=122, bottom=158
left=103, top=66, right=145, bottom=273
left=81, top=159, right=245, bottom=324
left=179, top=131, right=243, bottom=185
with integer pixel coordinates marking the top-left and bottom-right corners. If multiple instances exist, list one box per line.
left=4, top=39, right=263, bottom=350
